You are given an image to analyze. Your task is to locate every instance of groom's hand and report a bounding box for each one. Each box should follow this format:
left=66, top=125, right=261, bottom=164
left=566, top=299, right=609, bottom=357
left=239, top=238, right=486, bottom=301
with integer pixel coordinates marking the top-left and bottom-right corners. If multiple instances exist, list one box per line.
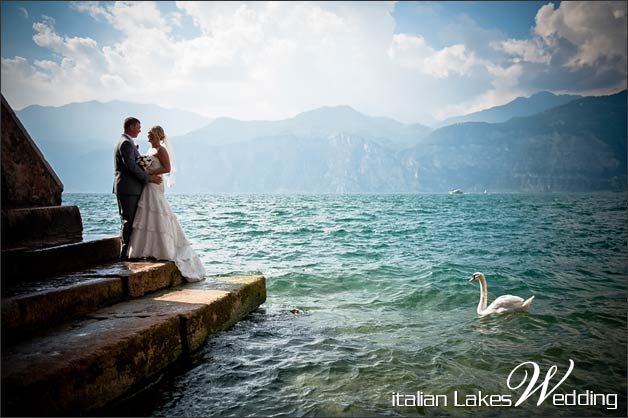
left=149, top=174, right=162, bottom=184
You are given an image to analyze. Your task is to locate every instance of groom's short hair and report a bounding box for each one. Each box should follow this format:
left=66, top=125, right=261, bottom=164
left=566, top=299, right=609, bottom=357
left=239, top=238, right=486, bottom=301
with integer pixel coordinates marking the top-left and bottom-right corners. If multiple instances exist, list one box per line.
left=123, top=117, right=140, bottom=131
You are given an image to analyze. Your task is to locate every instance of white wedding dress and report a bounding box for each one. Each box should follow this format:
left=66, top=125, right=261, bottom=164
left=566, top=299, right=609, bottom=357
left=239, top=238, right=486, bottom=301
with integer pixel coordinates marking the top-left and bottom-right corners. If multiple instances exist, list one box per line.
left=128, top=148, right=205, bottom=282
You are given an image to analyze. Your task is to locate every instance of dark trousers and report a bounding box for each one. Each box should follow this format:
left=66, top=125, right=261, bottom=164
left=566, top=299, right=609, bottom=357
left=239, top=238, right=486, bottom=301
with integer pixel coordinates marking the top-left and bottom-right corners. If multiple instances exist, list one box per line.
left=116, top=194, right=140, bottom=260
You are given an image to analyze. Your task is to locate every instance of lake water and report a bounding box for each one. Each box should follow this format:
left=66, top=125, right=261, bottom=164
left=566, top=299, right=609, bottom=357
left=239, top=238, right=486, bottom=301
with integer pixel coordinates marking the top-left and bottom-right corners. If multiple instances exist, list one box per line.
left=64, top=192, right=627, bottom=417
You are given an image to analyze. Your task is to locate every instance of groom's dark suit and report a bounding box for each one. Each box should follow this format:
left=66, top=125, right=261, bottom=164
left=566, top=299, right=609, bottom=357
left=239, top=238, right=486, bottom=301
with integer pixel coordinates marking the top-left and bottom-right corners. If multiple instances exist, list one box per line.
left=113, top=133, right=150, bottom=260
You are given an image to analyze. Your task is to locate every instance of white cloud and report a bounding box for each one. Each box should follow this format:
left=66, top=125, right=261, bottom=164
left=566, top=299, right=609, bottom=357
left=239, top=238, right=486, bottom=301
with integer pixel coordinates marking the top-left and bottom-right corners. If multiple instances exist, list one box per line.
left=33, top=16, right=99, bottom=56
left=69, top=1, right=110, bottom=21
left=2, top=56, right=33, bottom=76
left=501, top=1, right=626, bottom=70
left=100, top=73, right=127, bottom=89
left=434, top=63, right=524, bottom=120
left=108, top=1, right=170, bottom=34
left=71, top=1, right=168, bottom=34
left=388, top=34, right=476, bottom=78
left=14, top=1, right=395, bottom=121
left=498, top=38, right=550, bottom=64
left=1, top=1, right=625, bottom=124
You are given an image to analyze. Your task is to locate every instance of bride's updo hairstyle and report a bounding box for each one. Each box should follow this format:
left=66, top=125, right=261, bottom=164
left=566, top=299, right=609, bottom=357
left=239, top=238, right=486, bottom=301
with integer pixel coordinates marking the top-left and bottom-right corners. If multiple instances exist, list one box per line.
left=149, top=125, right=177, bottom=188
left=149, top=125, right=166, bottom=143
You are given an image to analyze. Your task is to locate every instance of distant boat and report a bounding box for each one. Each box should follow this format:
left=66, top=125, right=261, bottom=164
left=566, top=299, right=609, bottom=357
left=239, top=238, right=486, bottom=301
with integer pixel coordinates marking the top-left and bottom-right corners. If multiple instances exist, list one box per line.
left=448, top=189, right=464, bottom=195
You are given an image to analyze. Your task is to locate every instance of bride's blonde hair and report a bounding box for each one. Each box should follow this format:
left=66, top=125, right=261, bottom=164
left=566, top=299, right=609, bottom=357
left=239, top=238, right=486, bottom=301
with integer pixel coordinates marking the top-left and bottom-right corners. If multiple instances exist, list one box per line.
left=149, top=125, right=166, bottom=143
left=149, top=125, right=177, bottom=188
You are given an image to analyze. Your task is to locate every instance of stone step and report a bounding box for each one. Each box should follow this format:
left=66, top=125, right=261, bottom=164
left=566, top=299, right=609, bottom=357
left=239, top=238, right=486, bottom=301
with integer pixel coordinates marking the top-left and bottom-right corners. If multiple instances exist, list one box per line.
left=1, top=234, right=121, bottom=283
left=1, top=275, right=266, bottom=416
left=2, top=260, right=185, bottom=346
left=1, top=205, right=83, bottom=251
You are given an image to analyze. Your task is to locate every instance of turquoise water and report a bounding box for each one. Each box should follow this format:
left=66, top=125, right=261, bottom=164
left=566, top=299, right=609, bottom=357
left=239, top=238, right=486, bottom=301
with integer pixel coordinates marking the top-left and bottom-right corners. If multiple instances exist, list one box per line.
left=65, top=193, right=627, bottom=417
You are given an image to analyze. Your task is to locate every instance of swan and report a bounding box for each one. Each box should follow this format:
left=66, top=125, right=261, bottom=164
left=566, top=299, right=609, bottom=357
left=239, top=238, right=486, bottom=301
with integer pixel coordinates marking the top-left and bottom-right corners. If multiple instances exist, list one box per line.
left=469, top=272, right=534, bottom=316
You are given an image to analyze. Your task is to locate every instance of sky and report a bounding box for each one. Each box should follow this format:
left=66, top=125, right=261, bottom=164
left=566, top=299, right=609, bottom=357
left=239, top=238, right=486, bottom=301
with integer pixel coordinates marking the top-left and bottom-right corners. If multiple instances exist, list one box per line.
left=1, top=1, right=626, bottom=125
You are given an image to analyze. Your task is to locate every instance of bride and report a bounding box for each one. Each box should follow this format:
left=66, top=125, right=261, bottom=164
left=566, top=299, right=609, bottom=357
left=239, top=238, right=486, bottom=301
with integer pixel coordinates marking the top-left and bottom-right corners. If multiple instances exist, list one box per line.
left=128, top=125, right=205, bottom=282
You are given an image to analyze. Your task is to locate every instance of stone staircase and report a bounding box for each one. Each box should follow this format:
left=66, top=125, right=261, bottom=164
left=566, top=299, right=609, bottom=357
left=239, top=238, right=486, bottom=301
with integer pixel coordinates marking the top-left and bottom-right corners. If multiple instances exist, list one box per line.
left=1, top=94, right=266, bottom=415
left=1, top=235, right=266, bottom=416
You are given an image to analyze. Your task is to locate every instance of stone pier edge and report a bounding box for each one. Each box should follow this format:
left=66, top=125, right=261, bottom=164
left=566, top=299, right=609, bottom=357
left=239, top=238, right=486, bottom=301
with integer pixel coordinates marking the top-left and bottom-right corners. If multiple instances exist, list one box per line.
left=2, top=275, right=267, bottom=416
left=102, top=274, right=268, bottom=414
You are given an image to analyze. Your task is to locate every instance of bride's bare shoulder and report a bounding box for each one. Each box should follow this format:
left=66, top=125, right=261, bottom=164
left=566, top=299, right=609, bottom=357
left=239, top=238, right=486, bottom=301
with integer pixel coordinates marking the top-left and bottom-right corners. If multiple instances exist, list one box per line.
left=156, top=145, right=170, bottom=158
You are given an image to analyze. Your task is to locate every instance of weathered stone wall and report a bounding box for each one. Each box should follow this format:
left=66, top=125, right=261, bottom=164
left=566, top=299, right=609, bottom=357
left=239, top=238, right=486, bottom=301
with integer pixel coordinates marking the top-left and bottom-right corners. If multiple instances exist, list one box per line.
left=1, top=95, right=82, bottom=251
left=1, top=95, right=63, bottom=209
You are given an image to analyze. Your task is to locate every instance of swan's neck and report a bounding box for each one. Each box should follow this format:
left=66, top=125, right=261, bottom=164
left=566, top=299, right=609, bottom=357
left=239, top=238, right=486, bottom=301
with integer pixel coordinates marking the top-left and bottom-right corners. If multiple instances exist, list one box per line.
left=477, top=276, right=488, bottom=314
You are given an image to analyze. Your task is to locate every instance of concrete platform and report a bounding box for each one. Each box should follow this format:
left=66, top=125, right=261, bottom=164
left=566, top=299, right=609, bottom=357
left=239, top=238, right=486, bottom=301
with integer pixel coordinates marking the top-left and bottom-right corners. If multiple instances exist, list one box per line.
left=2, top=260, right=185, bottom=345
left=1, top=275, right=266, bottom=416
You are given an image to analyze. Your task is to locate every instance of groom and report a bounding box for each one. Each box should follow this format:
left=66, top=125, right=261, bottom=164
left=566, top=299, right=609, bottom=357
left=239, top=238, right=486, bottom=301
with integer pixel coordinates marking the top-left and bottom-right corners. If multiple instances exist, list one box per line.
left=113, top=116, right=162, bottom=261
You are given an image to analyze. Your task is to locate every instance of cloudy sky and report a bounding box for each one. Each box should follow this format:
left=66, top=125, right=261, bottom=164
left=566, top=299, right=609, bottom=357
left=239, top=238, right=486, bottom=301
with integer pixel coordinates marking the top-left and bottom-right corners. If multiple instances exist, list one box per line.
left=1, top=1, right=626, bottom=125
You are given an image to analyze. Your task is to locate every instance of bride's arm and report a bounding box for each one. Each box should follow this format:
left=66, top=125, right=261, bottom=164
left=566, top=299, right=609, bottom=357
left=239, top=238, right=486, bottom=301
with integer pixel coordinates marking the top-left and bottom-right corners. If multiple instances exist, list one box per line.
left=147, top=147, right=171, bottom=175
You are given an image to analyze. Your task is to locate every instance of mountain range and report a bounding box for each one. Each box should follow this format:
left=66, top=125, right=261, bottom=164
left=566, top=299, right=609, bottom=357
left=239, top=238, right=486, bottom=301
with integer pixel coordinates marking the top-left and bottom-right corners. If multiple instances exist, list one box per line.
left=176, top=105, right=431, bottom=150
left=16, top=100, right=211, bottom=152
left=13, top=90, right=626, bottom=193
left=14, top=100, right=211, bottom=193
left=403, top=91, right=626, bottom=192
left=435, top=91, right=583, bottom=127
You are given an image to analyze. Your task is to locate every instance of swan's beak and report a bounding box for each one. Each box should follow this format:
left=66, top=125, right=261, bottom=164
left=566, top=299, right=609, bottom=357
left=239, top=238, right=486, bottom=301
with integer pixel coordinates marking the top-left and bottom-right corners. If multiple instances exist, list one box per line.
left=469, top=276, right=476, bottom=282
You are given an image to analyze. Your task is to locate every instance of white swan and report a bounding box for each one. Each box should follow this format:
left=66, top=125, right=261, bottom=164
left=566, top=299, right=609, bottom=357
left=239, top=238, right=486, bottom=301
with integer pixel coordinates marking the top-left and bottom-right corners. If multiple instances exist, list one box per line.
left=469, top=272, right=534, bottom=316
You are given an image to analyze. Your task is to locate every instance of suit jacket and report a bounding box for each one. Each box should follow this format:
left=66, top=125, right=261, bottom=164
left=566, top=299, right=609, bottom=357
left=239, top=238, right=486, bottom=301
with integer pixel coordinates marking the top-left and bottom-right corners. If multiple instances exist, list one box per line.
left=113, top=134, right=150, bottom=195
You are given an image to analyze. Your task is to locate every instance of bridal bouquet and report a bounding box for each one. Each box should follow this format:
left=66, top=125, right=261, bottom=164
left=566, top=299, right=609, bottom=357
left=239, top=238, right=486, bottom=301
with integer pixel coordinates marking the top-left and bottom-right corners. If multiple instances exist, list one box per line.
left=136, top=154, right=152, bottom=171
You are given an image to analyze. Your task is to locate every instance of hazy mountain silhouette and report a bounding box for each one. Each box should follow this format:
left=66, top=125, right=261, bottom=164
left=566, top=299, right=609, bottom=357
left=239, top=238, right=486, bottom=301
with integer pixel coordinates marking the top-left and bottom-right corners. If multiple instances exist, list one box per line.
left=177, top=105, right=431, bottom=150
left=15, top=100, right=211, bottom=192
left=435, top=91, right=582, bottom=127
left=17, top=100, right=211, bottom=152
left=403, top=90, right=626, bottom=192
left=13, top=92, right=626, bottom=193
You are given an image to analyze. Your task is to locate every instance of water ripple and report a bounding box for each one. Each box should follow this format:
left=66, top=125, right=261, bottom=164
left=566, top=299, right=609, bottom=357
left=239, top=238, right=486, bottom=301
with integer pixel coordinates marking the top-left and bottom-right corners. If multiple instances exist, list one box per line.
left=64, top=192, right=627, bottom=417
